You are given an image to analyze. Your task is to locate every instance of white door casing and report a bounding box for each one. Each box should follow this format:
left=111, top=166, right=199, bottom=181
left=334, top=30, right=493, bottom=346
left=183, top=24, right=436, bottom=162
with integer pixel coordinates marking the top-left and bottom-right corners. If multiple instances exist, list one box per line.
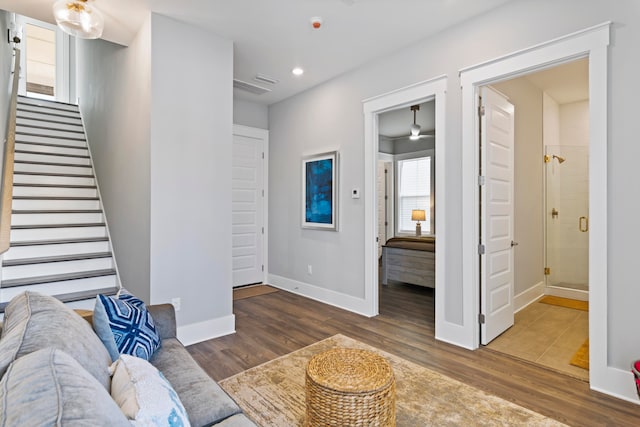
left=460, top=23, right=631, bottom=401
left=232, top=125, right=268, bottom=287
left=16, top=15, right=71, bottom=103
left=480, top=87, right=515, bottom=345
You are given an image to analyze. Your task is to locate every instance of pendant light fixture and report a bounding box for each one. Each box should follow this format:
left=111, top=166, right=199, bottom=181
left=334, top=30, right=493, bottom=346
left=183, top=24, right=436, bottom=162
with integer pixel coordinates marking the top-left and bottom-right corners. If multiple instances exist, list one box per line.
left=409, top=105, right=421, bottom=141
left=53, top=0, right=104, bottom=39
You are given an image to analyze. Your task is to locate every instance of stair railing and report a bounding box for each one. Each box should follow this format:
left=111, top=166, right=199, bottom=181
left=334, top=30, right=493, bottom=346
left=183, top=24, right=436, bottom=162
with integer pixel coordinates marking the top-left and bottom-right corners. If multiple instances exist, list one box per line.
left=0, top=48, right=21, bottom=255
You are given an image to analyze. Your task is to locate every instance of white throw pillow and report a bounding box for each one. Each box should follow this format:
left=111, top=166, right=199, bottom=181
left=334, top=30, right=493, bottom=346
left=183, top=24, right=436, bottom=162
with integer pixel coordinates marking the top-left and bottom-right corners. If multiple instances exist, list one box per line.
left=110, top=354, right=191, bottom=427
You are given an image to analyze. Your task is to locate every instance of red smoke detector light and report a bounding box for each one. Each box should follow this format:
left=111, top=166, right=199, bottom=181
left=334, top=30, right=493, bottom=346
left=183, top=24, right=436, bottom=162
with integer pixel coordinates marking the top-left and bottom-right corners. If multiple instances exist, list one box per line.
left=311, top=17, right=322, bottom=29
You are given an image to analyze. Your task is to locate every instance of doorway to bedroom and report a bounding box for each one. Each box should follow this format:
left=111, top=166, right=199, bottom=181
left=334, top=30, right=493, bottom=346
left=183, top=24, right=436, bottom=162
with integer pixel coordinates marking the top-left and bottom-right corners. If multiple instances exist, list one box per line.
left=376, top=100, right=436, bottom=324
left=362, top=76, right=446, bottom=333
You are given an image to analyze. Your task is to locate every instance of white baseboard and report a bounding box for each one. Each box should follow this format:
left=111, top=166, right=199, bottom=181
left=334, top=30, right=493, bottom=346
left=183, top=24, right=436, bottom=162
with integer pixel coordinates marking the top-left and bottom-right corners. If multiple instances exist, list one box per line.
left=514, top=281, right=545, bottom=313
left=435, top=321, right=475, bottom=350
left=267, top=274, right=374, bottom=317
left=592, top=366, right=640, bottom=405
left=545, top=285, right=589, bottom=301
left=177, top=314, right=235, bottom=346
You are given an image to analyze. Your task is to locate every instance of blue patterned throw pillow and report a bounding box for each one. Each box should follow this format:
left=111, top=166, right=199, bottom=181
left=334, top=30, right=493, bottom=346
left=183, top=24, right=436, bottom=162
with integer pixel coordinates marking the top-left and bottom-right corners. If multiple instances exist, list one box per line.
left=93, top=292, right=161, bottom=361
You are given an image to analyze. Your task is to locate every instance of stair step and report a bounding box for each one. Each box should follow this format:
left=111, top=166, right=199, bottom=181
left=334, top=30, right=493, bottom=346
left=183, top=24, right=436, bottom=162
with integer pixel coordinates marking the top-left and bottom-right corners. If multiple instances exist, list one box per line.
left=16, top=132, right=86, bottom=142
left=12, top=211, right=103, bottom=227
left=13, top=175, right=96, bottom=187
left=16, top=123, right=85, bottom=134
left=5, top=239, right=110, bottom=260
left=15, top=149, right=89, bottom=159
left=15, top=140, right=88, bottom=151
left=11, top=209, right=102, bottom=215
left=0, top=281, right=118, bottom=310
left=16, top=115, right=83, bottom=127
left=11, top=236, right=109, bottom=247
left=16, top=111, right=82, bottom=125
left=12, top=222, right=105, bottom=230
left=14, top=171, right=94, bottom=178
left=3, top=252, right=113, bottom=267
left=14, top=144, right=89, bottom=158
left=14, top=183, right=97, bottom=189
left=14, top=163, right=93, bottom=176
left=12, top=209, right=102, bottom=214
left=2, top=257, right=114, bottom=280
left=16, top=107, right=80, bottom=120
left=15, top=160, right=92, bottom=168
left=12, top=198, right=100, bottom=211
left=15, top=152, right=91, bottom=166
left=15, top=134, right=86, bottom=148
left=1, top=269, right=116, bottom=288
left=13, top=196, right=99, bottom=200
left=13, top=185, right=98, bottom=198
left=18, top=96, right=79, bottom=112
left=17, top=116, right=84, bottom=129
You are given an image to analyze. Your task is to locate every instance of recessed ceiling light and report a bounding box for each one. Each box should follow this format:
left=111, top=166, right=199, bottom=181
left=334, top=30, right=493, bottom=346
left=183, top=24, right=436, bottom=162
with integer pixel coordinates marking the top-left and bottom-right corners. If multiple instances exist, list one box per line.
left=292, top=67, right=304, bottom=76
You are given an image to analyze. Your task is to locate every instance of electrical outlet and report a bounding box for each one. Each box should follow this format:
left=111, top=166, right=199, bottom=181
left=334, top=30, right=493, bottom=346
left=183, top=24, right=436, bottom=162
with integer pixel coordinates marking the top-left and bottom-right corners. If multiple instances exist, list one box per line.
left=171, top=298, right=181, bottom=311
left=307, top=264, right=313, bottom=275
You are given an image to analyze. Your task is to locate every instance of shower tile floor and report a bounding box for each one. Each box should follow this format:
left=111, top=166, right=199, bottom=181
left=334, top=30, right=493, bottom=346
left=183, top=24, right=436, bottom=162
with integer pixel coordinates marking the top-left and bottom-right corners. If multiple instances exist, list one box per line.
left=486, top=298, right=589, bottom=381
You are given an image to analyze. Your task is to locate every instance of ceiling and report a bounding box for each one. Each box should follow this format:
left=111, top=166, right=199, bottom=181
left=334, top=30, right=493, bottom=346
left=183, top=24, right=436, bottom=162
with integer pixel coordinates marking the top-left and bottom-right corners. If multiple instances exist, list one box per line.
left=0, top=0, right=516, bottom=105
left=524, top=57, right=589, bottom=104
left=379, top=101, right=435, bottom=139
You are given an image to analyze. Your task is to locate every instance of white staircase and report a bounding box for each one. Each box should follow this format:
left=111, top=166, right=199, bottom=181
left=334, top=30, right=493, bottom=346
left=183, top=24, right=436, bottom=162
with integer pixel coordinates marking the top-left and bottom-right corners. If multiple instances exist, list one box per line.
left=0, top=96, right=120, bottom=309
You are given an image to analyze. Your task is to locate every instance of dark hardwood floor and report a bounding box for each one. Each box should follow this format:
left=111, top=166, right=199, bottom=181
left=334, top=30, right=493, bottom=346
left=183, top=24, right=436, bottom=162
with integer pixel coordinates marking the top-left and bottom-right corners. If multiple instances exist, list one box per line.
left=188, top=283, right=640, bottom=426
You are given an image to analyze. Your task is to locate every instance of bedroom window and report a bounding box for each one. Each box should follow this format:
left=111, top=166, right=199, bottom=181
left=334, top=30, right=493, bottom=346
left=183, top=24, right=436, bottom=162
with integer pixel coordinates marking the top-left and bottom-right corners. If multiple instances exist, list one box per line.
left=397, top=156, right=431, bottom=234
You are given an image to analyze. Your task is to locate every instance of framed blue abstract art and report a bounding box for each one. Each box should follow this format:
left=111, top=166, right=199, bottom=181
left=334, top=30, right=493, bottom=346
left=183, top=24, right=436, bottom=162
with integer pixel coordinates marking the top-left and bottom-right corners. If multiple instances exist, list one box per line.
left=302, top=151, right=338, bottom=230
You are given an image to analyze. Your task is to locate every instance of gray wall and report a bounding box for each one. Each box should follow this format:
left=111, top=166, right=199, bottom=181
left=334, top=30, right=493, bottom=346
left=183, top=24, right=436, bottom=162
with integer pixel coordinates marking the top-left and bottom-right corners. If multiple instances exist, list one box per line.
left=149, top=14, right=233, bottom=327
left=492, top=78, right=544, bottom=299
left=268, top=0, right=640, bottom=369
left=233, top=97, right=268, bottom=129
left=78, top=13, right=234, bottom=333
left=0, top=10, right=13, bottom=169
left=77, top=16, right=152, bottom=302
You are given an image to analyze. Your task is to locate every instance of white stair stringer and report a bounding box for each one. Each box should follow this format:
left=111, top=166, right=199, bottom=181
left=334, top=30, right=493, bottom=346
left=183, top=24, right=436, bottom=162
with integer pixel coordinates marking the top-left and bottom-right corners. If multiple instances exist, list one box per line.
left=0, top=96, right=121, bottom=310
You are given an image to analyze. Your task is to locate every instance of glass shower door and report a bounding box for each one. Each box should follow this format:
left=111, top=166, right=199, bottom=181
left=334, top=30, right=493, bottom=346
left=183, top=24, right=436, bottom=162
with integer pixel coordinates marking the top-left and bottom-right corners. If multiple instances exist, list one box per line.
left=544, top=145, right=589, bottom=291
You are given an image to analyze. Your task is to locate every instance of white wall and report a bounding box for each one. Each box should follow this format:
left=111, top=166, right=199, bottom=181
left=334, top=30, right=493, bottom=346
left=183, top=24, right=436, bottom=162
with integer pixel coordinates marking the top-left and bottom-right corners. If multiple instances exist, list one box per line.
left=149, top=14, right=234, bottom=342
left=560, top=100, right=589, bottom=146
left=492, top=78, right=544, bottom=301
left=77, top=16, right=152, bottom=301
left=268, top=0, right=640, bottom=372
left=233, top=96, right=268, bottom=129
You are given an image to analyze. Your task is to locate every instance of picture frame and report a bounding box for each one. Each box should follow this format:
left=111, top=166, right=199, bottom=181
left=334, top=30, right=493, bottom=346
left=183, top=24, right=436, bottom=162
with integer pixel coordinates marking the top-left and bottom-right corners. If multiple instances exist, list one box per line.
left=302, top=151, right=338, bottom=230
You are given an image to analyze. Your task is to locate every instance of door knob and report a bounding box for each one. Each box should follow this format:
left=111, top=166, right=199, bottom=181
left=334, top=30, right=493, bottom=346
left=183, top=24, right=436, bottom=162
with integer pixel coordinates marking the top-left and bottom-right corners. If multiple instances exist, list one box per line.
left=511, top=241, right=519, bottom=247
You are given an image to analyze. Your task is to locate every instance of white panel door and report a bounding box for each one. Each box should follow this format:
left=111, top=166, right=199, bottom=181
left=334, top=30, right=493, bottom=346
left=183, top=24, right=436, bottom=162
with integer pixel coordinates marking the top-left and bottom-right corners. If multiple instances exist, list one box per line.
left=232, top=128, right=265, bottom=287
left=377, top=160, right=386, bottom=257
left=480, top=87, right=515, bottom=345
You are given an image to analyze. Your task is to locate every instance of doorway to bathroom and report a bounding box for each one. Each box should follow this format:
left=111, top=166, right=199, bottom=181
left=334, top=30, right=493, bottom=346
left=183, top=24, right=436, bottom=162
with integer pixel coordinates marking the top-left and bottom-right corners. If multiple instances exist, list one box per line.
left=481, top=58, right=590, bottom=380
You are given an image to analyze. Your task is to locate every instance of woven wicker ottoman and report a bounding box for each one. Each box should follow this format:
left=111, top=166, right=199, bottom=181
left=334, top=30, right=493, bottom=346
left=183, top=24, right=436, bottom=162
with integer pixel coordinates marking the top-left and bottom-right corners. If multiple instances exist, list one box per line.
left=305, top=347, right=396, bottom=427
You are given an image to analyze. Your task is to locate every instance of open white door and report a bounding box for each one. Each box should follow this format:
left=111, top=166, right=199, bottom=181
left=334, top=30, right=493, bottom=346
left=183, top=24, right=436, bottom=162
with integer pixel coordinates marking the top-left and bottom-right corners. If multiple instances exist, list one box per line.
left=480, top=86, right=515, bottom=345
left=232, top=125, right=267, bottom=287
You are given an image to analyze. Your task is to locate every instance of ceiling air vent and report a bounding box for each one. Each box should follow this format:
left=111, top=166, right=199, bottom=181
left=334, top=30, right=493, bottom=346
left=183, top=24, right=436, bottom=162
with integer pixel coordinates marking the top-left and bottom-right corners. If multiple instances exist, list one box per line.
left=233, top=79, right=272, bottom=95
left=255, top=74, right=279, bottom=85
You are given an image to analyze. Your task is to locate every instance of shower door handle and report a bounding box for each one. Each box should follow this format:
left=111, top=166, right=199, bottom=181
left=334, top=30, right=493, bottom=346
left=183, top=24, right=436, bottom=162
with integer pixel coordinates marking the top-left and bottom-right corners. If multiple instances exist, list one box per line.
left=579, top=216, right=589, bottom=232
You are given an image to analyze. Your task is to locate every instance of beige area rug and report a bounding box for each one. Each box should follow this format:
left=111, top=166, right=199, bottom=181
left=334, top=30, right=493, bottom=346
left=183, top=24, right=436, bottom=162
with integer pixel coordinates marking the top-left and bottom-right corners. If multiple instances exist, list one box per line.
left=219, top=334, right=567, bottom=427
left=233, top=285, right=279, bottom=301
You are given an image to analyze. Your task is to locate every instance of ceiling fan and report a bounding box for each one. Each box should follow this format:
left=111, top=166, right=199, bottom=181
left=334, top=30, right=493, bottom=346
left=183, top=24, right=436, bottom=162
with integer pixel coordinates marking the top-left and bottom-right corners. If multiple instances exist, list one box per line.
left=396, top=105, right=435, bottom=141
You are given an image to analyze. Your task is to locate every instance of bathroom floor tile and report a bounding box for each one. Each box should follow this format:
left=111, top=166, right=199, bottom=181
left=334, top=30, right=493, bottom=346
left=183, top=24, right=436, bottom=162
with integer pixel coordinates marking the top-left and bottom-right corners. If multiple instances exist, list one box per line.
left=486, top=299, right=589, bottom=380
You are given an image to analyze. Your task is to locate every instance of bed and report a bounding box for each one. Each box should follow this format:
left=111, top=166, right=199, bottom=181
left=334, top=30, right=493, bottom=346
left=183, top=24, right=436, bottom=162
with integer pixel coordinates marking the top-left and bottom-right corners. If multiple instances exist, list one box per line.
left=381, top=236, right=435, bottom=288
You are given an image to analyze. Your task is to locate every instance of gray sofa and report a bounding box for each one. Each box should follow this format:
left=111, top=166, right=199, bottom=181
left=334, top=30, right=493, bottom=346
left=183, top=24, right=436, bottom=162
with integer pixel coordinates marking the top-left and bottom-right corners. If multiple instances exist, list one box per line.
left=0, top=291, right=257, bottom=427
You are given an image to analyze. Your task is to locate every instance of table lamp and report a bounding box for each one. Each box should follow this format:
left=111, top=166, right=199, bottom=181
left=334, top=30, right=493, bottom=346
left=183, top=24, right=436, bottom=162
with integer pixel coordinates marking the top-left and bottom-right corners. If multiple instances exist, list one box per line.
left=411, top=209, right=426, bottom=236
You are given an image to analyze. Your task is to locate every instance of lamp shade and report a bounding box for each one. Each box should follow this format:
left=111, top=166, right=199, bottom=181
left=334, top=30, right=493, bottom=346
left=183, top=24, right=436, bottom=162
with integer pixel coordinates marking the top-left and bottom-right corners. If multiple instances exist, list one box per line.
left=411, top=209, right=426, bottom=222
left=53, top=0, right=104, bottom=39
